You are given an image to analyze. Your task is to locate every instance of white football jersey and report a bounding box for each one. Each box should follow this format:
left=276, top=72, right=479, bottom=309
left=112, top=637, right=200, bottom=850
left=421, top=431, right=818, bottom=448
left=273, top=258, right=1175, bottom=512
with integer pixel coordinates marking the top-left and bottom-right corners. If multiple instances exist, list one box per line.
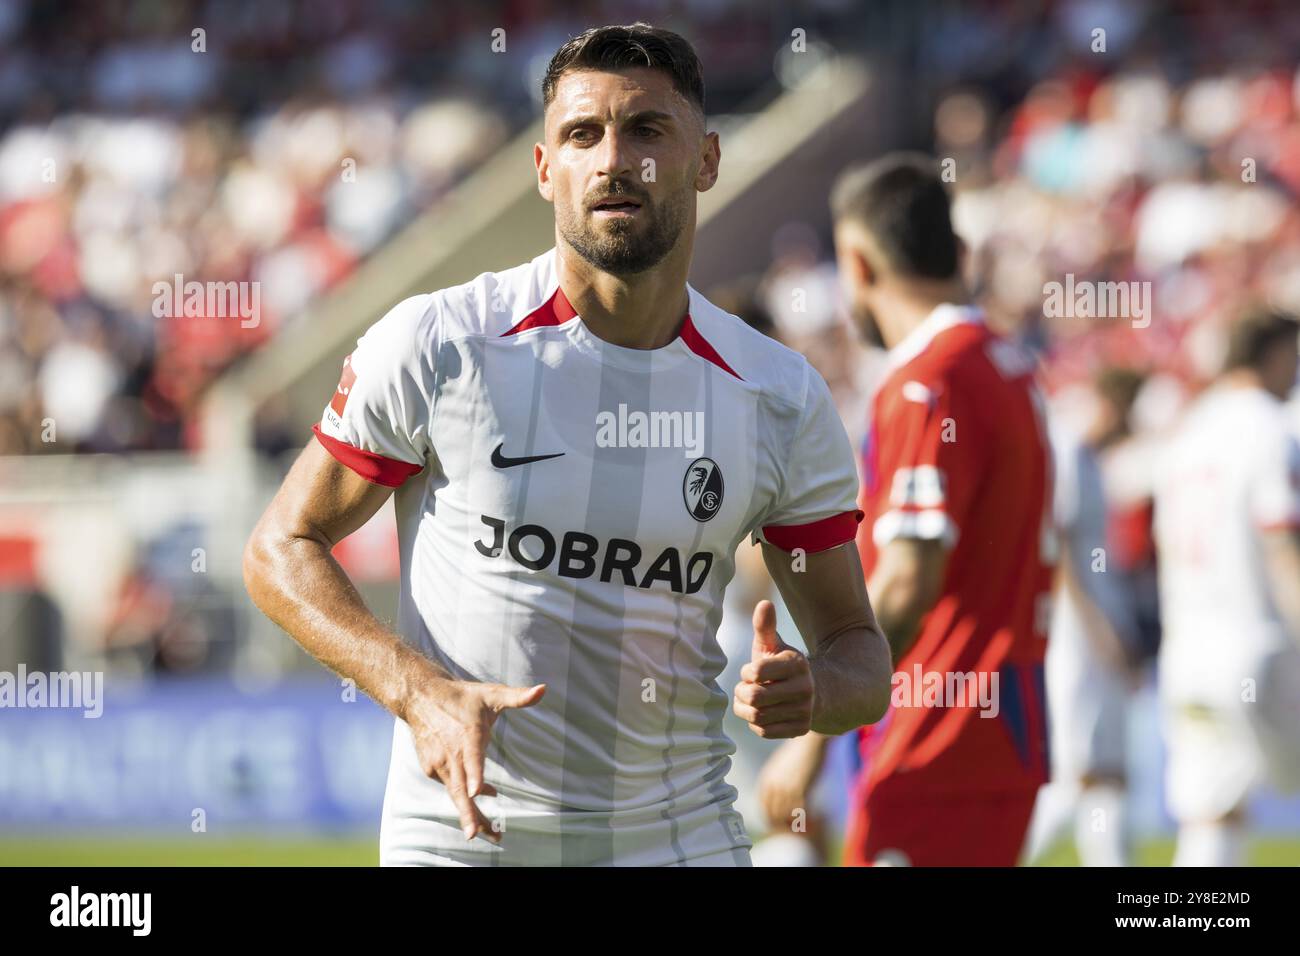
left=1154, top=384, right=1300, bottom=701
left=315, top=247, right=863, bottom=865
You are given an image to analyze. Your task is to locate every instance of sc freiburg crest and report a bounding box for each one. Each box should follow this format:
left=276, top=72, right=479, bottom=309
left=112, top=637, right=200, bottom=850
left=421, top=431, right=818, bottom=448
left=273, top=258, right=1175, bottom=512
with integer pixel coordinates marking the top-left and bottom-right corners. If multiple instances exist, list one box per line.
left=683, top=457, right=724, bottom=522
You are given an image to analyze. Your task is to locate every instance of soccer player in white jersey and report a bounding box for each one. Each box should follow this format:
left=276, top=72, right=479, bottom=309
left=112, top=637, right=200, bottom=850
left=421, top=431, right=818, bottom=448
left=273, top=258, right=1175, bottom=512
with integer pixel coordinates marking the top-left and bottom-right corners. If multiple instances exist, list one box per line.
left=243, top=23, right=891, bottom=866
left=1026, top=420, right=1139, bottom=866
left=1153, top=308, right=1300, bottom=867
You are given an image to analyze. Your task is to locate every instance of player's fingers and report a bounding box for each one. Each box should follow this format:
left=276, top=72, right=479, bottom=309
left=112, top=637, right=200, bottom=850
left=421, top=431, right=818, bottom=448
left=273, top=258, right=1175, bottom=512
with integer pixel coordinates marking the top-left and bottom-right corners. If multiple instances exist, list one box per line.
left=441, top=760, right=476, bottom=837
left=444, top=761, right=497, bottom=843
left=734, top=694, right=811, bottom=724
left=748, top=720, right=811, bottom=740
left=462, top=731, right=487, bottom=797
left=734, top=697, right=807, bottom=726
left=486, top=682, right=547, bottom=713
left=733, top=679, right=808, bottom=709
left=740, top=653, right=807, bottom=684
left=746, top=703, right=813, bottom=727
left=458, top=748, right=502, bottom=842
left=751, top=600, right=782, bottom=658
left=732, top=698, right=759, bottom=724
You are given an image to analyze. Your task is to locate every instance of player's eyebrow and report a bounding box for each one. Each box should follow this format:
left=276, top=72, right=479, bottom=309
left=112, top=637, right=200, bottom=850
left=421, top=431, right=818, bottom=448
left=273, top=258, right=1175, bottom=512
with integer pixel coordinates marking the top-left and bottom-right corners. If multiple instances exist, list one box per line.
left=556, top=109, right=677, bottom=140
left=621, top=109, right=675, bottom=128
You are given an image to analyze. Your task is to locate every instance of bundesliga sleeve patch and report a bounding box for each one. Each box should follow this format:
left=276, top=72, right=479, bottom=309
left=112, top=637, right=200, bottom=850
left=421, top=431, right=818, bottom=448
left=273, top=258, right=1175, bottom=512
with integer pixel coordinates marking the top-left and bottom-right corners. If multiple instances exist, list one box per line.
left=330, top=354, right=356, bottom=417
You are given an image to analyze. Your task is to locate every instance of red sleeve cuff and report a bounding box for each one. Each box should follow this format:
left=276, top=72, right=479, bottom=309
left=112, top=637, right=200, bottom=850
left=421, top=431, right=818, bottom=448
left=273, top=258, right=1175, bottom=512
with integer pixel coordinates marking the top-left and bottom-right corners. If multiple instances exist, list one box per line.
left=1258, top=518, right=1300, bottom=533
left=312, top=424, right=423, bottom=487
left=762, top=509, right=864, bottom=554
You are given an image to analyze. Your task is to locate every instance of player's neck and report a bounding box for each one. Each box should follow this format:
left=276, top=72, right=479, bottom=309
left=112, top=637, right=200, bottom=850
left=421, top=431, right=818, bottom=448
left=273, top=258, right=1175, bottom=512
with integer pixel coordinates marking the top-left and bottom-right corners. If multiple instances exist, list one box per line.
left=1220, top=368, right=1261, bottom=389
left=879, top=282, right=970, bottom=350
left=1220, top=367, right=1283, bottom=400
left=556, top=242, right=693, bottom=350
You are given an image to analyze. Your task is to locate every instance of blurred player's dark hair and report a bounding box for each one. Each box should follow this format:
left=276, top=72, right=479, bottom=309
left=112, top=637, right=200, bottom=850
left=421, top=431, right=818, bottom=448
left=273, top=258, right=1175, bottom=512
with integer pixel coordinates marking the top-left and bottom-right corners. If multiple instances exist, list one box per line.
left=542, top=23, right=706, bottom=116
left=830, top=152, right=960, bottom=280
left=1091, top=365, right=1146, bottom=449
left=1094, top=365, right=1145, bottom=414
left=1223, top=307, right=1300, bottom=373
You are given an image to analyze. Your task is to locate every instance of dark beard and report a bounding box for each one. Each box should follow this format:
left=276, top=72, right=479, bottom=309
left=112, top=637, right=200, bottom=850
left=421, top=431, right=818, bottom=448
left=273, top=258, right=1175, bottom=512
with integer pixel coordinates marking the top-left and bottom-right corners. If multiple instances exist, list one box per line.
left=560, top=189, right=686, bottom=277
left=853, top=303, right=885, bottom=349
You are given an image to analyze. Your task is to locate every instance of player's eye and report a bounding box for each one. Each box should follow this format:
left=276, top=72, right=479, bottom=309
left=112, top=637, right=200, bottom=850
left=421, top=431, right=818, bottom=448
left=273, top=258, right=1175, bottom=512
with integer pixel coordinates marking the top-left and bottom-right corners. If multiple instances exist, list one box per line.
left=569, top=127, right=597, bottom=144
left=633, top=125, right=660, bottom=138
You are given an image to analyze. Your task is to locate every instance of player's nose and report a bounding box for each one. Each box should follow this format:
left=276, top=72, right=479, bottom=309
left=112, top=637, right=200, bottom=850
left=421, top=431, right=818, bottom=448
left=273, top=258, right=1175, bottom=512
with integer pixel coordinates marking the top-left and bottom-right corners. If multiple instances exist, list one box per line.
left=592, top=127, right=637, bottom=181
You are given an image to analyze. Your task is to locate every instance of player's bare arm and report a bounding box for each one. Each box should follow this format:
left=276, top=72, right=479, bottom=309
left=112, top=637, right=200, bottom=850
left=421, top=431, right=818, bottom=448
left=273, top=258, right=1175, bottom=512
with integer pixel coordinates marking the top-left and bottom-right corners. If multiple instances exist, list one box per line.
left=867, top=536, right=947, bottom=664
left=243, top=439, right=545, bottom=844
left=731, top=541, right=891, bottom=740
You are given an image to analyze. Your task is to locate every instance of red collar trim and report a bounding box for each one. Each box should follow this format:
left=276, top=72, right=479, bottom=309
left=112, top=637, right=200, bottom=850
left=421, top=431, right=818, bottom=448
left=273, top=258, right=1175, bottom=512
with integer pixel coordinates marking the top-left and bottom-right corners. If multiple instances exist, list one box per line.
left=502, top=285, right=742, bottom=380
left=501, top=285, right=579, bottom=336
left=679, top=314, right=741, bottom=380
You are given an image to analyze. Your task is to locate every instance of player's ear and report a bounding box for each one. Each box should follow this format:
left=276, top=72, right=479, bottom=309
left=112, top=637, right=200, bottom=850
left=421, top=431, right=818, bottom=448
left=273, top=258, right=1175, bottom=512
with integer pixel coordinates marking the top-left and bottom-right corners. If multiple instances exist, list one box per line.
left=837, top=222, right=878, bottom=287
left=858, top=226, right=892, bottom=287
left=535, top=142, right=553, bottom=202
left=860, top=248, right=878, bottom=287
left=848, top=239, right=881, bottom=288
left=694, top=130, right=720, bottom=193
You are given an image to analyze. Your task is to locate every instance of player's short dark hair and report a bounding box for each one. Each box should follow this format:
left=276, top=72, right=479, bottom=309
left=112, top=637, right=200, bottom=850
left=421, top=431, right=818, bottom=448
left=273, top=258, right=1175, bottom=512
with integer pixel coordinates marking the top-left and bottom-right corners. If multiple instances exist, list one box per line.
left=830, top=152, right=960, bottom=280
left=1223, top=307, right=1300, bottom=372
left=542, top=23, right=705, bottom=117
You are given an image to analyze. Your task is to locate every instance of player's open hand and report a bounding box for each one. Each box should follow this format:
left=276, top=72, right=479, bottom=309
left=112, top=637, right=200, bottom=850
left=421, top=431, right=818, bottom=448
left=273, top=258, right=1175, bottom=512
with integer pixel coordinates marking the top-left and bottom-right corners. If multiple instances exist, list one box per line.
left=733, top=600, right=814, bottom=739
left=405, top=679, right=546, bottom=843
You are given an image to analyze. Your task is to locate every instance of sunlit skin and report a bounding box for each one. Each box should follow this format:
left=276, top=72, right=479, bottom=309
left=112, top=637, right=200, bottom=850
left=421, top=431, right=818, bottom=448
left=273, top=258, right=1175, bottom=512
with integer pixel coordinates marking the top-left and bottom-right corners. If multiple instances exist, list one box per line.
left=536, top=67, right=720, bottom=349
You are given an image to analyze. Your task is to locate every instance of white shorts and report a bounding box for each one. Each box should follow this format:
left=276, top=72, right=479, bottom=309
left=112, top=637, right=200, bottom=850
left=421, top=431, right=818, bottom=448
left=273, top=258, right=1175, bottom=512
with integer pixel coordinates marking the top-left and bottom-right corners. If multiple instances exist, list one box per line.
left=1161, top=646, right=1300, bottom=822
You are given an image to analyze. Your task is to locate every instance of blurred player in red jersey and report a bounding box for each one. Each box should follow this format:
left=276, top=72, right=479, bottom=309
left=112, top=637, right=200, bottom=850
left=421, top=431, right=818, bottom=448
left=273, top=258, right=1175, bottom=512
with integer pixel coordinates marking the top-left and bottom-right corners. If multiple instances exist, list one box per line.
left=758, top=154, right=1054, bottom=866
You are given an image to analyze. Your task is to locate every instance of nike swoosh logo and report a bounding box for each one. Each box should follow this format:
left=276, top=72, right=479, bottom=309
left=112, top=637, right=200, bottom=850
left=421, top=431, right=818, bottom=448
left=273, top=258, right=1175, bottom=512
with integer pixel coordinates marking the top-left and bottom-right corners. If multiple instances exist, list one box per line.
left=491, top=442, right=565, bottom=469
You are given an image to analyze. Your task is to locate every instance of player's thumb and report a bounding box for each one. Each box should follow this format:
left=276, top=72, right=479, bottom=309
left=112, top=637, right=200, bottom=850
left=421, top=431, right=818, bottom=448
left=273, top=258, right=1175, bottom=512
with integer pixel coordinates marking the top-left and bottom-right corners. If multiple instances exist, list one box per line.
left=751, top=600, right=783, bottom=659
left=489, top=682, right=547, bottom=712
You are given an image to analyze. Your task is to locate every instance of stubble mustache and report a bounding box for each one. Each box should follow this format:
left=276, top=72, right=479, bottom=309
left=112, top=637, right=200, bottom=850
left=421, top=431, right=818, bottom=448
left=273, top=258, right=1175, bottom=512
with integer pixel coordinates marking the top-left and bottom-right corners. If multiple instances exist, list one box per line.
left=586, top=179, right=651, bottom=211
